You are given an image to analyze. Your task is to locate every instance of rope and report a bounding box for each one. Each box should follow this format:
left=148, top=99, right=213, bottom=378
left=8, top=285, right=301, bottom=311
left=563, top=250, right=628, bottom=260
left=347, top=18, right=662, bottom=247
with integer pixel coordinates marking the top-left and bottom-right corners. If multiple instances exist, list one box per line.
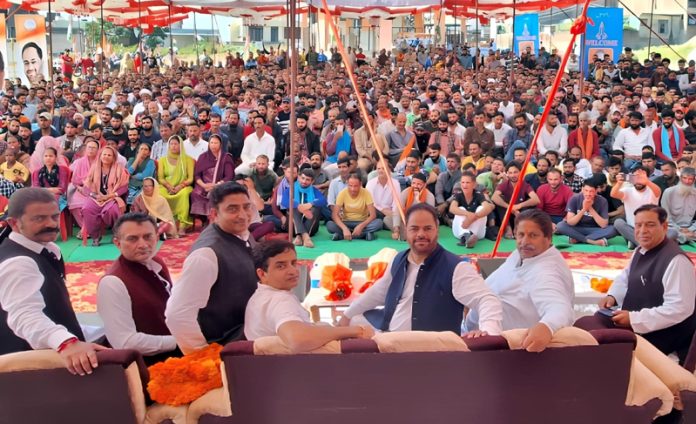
left=491, top=0, right=593, bottom=257
left=319, top=0, right=406, bottom=226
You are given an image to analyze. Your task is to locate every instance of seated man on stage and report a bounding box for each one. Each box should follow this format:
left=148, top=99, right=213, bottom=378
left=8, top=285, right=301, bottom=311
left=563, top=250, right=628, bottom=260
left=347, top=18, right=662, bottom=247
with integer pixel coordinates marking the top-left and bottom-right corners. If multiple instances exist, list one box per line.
left=466, top=209, right=575, bottom=352
left=244, top=240, right=374, bottom=351
left=97, top=213, right=180, bottom=364
left=556, top=179, right=617, bottom=246
left=577, top=205, right=696, bottom=363
left=338, top=203, right=503, bottom=336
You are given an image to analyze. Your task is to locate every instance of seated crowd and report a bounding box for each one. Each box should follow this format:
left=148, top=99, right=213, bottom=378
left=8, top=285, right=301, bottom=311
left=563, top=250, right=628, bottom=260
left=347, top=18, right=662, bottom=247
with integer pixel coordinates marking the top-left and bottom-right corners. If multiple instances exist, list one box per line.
left=0, top=45, right=694, bottom=418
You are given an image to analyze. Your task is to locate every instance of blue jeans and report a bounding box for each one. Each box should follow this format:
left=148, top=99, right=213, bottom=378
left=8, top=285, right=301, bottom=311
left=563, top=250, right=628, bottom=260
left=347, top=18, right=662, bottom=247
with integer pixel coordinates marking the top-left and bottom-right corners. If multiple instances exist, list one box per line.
left=556, top=221, right=617, bottom=243
left=326, top=219, right=383, bottom=239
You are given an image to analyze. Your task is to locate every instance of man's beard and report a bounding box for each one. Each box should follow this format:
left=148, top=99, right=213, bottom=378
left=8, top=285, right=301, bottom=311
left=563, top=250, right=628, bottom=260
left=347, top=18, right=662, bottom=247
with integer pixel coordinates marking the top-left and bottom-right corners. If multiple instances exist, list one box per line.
left=311, top=162, right=321, bottom=170
left=537, top=170, right=548, bottom=177
left=630, top=124, right=641, bottom=130
left=568, top=125, right=577, bottom=131
left=678, top=182, right=695, bottom=196
left=664, top=122, right=672, bottom=129
left=563, top=172, right=575, bottom=178
left=439, top=128, right=448, bottom=133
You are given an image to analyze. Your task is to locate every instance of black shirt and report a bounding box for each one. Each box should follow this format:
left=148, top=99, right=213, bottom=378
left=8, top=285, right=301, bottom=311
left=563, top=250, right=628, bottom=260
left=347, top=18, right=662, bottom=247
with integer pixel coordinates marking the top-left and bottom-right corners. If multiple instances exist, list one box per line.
left=453, top=190, right=488, bottom=213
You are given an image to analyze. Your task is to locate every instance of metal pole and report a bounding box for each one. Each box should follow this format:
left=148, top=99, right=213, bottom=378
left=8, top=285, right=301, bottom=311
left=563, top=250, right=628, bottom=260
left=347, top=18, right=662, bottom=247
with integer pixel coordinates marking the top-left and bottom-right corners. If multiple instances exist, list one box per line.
left=578, top=2, right=585, bottom=101
left=138, top=0, right=143, bottom=75
left=100, top=2, right=105, bottom=84
left=288, top=0, right=298, bottom=242
left=510, top=0, right=516, bottom=92
left=617, top=0, right=685, bottom=60
left=211, top=14, right=216, bottom=67
left=647, top=0, right=655, bottom=58
left=168, top=3, right=174, bottom=68
left=474, top=0, right=479, bottom=71
left=47, top=0, right=54, bottom=86
left=193, top=12, right=200, bottom=67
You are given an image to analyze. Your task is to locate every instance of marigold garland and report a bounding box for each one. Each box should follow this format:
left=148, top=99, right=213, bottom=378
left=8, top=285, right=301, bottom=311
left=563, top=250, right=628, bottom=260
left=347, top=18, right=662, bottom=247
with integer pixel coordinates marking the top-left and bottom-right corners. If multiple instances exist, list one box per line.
left=147, top=343, right=223, bottom=406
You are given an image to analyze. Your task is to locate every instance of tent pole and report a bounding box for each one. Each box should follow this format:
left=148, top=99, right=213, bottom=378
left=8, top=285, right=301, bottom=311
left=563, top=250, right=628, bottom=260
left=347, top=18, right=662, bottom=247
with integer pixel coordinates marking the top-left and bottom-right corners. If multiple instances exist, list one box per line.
left=168, top=2, right=174, bottom=68
left=100, top=1, right=105, bottom=84
left=193, top=12, right=200, bottom=67
left=139, top=0, right=144, bottom=76
left=475, top=0, right=479, bottom=71
left=47, top=0, right=54, bottom=86
left=647, top=0, right=655, bottom=59
left=288, top=0, right=298, bottom=242
left=510, top=0, right=516, bottom=92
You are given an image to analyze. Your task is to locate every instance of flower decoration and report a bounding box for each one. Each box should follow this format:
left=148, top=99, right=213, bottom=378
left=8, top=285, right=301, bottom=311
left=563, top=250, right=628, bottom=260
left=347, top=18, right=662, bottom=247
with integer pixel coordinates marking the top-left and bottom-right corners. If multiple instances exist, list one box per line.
left=321, top=263, right=353, bottom=301
left=359, top=261, right=388, bottom=293
left=147, top=343, right=223, bottom=406
left=590, top=277, right=613, bottom=293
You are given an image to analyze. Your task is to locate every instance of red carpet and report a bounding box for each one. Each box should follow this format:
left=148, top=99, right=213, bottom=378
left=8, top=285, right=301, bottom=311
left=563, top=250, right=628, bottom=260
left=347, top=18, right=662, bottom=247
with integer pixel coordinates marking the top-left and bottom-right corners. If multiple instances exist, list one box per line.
left=68, top=236, right=691, bottom=313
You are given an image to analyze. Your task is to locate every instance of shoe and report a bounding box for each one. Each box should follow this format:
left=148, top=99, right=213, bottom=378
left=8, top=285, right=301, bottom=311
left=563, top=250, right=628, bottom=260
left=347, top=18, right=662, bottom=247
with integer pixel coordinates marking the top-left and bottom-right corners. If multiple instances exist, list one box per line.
left=457, top=233, right=471, bottom=246
left=465, top=235, right=479, bottom=249
left=331, top=233, right=342, bottom=241
left=365, top=232, right=375, bottom=241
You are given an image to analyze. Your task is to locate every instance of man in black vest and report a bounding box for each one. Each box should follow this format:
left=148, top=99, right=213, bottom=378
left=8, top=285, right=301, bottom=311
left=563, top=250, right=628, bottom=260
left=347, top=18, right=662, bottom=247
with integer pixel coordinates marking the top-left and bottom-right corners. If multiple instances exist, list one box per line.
left=166, top=182, right=258, bottom=354
left=0, top=188, right=105, bottom=375
left=337, top=203, right=502, bottom=335
left=578, top=205, right=696, bottom=363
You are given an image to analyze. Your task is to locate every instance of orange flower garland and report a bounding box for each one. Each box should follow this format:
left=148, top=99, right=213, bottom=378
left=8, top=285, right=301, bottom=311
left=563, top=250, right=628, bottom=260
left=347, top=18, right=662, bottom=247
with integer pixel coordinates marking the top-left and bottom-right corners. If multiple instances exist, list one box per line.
left=147, top=343, right=223, bottom=406
left=359, top=261, right=388, bottom=294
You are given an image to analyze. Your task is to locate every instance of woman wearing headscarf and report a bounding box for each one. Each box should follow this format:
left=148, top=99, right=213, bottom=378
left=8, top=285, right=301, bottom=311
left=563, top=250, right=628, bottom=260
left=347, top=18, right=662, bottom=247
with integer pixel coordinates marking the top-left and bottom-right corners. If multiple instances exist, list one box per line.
left=81, top=145, right=130, bottom=246
left=31, top=146, right=70, bottom=211
left=30, top=136, right=69, bottom=173
left=68, top=137, right=100, bottom=231
left=157, top=135, right=194, bottom=236
left=131, top=177, right=177, bottom=239
left=126, top=143, right=156, bottom=204
left=190, top=134, right=235, bottom=218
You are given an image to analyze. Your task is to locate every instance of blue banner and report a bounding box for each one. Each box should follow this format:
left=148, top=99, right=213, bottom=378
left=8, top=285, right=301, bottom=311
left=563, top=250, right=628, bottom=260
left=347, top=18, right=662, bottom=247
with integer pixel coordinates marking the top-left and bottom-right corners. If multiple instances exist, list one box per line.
left=583, top=7, right=623, bottom=74
left=514, top=13, right=539, bottom=56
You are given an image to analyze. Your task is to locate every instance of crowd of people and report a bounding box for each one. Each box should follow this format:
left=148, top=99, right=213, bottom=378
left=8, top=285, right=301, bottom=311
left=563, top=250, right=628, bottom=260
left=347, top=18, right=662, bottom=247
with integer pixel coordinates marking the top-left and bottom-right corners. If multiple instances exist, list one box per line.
left=0, top=38, right=694, bottom=422
left=2, top=43, right=696, bottom=250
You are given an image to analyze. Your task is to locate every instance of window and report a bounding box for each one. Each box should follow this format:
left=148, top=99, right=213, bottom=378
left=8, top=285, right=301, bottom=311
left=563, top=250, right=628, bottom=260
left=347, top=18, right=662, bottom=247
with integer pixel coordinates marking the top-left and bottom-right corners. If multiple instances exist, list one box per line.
left=270, top=27, right=278, bottom=43
left=249, top=26, right=263, bottom=42
left=658, top=20, right=668, bottom=35
left=689, top=0, right=696, bottom=7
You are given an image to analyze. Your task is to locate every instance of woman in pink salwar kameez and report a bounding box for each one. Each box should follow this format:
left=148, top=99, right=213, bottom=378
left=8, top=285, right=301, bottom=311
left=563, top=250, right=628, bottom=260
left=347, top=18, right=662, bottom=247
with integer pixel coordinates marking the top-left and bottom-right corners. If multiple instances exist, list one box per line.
left=81, top=145, right=129, bottom=246
left=68, top=137, right=100, bottom=231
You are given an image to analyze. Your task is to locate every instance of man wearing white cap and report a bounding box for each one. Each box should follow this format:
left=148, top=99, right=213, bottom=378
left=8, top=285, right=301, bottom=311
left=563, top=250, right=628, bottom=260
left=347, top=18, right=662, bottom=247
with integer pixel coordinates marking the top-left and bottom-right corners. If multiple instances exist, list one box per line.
left=133, top=88, right=162, bottom=117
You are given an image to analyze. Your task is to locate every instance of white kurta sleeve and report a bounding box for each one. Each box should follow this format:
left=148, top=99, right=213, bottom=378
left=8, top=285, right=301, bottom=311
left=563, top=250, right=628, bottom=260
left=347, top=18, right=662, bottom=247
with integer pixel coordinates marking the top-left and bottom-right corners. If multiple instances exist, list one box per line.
left=451, top=262, right=503, bottom=335
left=165, top=247, right=218, bottom=354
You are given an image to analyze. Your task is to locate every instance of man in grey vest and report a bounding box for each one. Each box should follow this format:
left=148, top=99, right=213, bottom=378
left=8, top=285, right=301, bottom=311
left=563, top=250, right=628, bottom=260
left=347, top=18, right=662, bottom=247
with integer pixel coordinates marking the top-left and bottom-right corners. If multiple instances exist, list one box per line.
left=166, top=182, right=257, bottom=354
left=577, top=205, right=696, bottom=363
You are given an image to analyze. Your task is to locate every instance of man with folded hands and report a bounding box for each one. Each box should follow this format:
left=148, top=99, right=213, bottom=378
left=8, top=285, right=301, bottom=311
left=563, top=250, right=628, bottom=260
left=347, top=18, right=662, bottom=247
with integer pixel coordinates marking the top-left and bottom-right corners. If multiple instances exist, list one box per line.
left=338, top=203, right=503, bottom=336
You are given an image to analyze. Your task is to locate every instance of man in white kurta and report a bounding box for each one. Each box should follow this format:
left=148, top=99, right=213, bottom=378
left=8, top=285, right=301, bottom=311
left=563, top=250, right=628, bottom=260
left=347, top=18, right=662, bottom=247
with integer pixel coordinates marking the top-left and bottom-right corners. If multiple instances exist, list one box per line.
left=466, top=209, right=575, bottom=351
left=236, top=116, right=276, bottom=176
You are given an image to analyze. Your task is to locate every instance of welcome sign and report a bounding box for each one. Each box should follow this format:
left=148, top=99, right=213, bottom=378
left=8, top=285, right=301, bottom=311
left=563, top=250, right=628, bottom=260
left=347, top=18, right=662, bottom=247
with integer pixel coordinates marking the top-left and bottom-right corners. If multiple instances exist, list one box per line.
left=514, top=13, right=539, bottom=56
left=583, top=7, right=623, bottom=74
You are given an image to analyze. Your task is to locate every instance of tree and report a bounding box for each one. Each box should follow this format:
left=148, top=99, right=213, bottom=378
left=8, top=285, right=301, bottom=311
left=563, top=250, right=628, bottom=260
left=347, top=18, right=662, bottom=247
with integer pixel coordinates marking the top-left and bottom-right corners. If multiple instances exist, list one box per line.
left=144, top=27, right=168, bottom=50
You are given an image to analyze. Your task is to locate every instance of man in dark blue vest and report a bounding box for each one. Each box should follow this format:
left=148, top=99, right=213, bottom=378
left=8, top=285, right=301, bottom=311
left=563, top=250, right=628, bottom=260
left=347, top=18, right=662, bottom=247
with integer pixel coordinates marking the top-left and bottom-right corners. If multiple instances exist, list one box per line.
left=338, top=203, right=502, bottom=335
left=166, top=182, right=258, bottom=354
left=577, top=204, right=696, bottom=363
left=0, top=188, right=106, bottom=375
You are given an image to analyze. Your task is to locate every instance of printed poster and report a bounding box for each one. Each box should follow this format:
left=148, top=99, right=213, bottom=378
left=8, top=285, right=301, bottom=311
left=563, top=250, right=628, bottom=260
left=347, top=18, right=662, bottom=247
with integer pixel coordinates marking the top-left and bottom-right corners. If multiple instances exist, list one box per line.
left=514, top=13, right=539, bottom=56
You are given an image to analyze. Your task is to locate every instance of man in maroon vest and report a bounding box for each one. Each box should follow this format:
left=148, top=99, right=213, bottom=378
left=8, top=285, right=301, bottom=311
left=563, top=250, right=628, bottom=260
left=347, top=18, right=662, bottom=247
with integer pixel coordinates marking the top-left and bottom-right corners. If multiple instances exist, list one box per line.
left=577, top=205, right=696, bottom=363
left=97, top=212, right=179, bottom=364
